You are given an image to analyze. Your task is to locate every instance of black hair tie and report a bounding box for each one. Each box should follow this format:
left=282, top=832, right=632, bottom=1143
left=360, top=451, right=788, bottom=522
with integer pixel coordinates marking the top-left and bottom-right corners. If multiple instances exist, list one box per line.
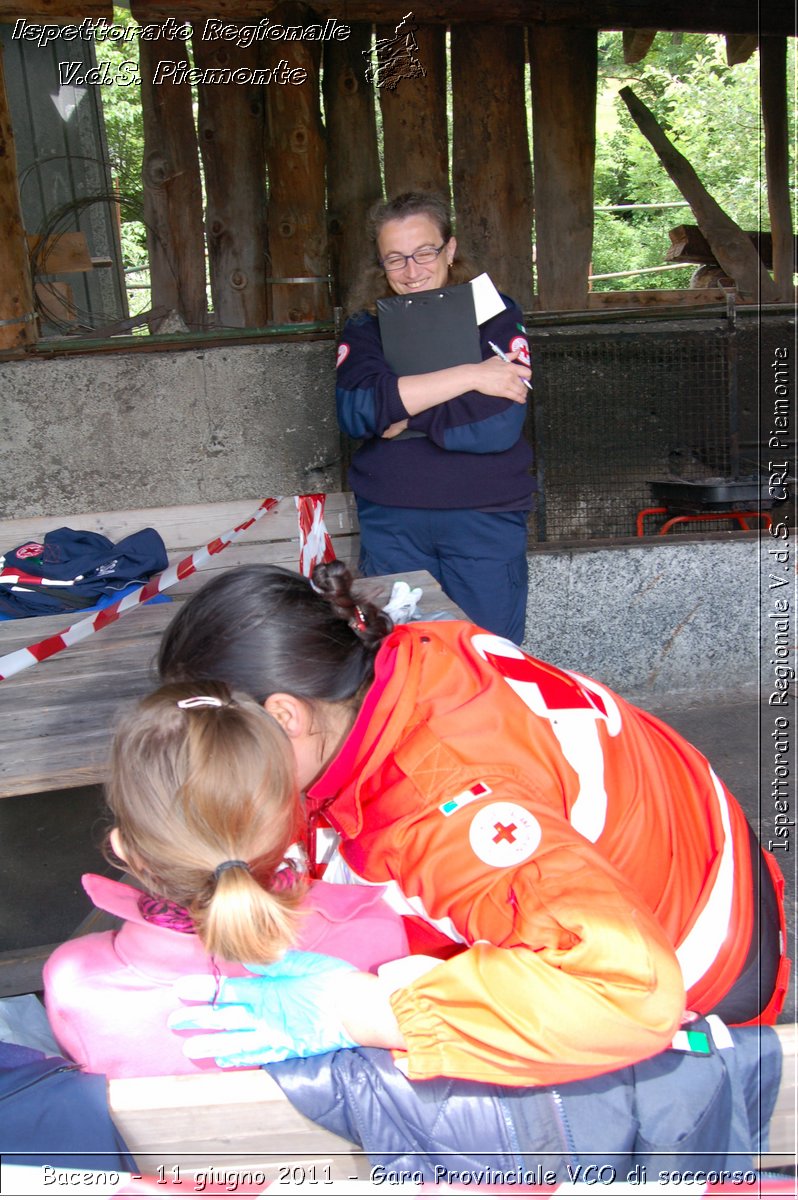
left=213, top=859, right=250, bottom=880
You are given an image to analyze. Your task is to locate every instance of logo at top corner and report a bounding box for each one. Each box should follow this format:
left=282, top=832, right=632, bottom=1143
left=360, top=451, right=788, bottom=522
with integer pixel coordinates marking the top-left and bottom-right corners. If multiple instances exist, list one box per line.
left=363, top=12, right=426, bottom=90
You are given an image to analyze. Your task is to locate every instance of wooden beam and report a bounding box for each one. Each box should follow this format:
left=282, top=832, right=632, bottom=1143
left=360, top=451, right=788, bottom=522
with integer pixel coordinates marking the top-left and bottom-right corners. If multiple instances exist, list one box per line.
left=623, top=29, right=657, bottom=64
left=0, top=943, right=60, bottom=998
left=377, top=20, right=449, bottom=199
left=107, top=1028, right=798, bottom=1177
left=139, top=37, right=208, bottom=330
left=665, top=224, right=792, bottom=270
left=0, top=3, right=110, bottom=17
left=108, top=1069, right=363, bottom=1177
left=725, top=33, right=758, bottom=65
left=529, top=25, right=597, bottom=311
left=452, top=23, right=534, bottom=311
left=760, top=36, right=794, bottom=302
left=193, top=31, right=268, bottom=329
left=264, top=3, right=330, bottom=324
left=104, top=1027, right=798, bottom=1177
left=586, top=288, right=739, bottom=308
left=128, top=2, right=793, bottom=36
left=0, top=44, right=37, bottom=350
left=666, top=223, right=747, bottom=264
left=619, top=86, right=780, bottom=302
left=323, top=25, right=383, bottom=313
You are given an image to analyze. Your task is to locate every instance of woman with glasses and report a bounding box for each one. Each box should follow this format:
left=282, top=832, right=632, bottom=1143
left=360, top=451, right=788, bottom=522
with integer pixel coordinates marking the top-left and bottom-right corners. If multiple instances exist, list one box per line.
left=336, top=191, right=534, bottom=643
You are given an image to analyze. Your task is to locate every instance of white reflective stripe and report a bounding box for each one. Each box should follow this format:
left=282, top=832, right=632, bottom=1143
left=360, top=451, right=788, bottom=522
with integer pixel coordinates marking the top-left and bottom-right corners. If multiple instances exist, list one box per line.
left=675, top=767, right=736, bottom=991
left=567, top=670, right=623, bottom=737
left=548, top=710, right=609, bottom=842
left=561, top=672, right=623, bottom=842
left=705, top=1013, right=735, bottom=1050
left=313, top=825, right=340, bottom=867
left=324, top=850, right=467, bottom=947
left=470, top=635, right=621, bottom=844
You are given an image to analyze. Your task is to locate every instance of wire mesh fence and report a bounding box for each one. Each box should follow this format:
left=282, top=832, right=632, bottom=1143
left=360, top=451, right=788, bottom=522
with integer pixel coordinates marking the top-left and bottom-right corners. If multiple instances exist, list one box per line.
left=528, top=310, right=768, bottom=542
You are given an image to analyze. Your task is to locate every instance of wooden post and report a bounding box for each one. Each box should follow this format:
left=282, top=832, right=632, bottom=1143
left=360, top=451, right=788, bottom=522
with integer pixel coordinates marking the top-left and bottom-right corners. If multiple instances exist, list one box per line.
left=620, top=86, right=780, bottom=302
left=376, top=19, right=448, bottom=199
left=264, top=3, right=330, bottom=324
left=139, top=35, right=208, bottom=330
left=2, top=1, right=110, bottom=13
left=451, top=24, right=534, bottom=311
left=623, top=30, right=657, bottom=64
left=725, top=34, right=758, bottom=65
left=0, top=43, right=37, bottom=350
left=193, top=32, right=268, bottom=328
left=529, top=25, right=597, bottom=311
left=323, top=24, right=382, bottom=313
left=760, top=36, right=794, bottom=301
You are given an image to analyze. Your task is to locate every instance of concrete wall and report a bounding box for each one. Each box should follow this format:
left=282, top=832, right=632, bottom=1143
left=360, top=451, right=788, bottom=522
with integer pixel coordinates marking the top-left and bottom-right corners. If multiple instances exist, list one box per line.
left=522, top=534, right=763, bottom=706
left=0, top=339, right=340, bottom=519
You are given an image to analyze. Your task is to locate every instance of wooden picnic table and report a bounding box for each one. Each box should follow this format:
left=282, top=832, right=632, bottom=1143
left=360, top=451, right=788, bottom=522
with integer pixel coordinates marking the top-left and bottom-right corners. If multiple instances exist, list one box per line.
left=0, top=570, right=464, bottom=800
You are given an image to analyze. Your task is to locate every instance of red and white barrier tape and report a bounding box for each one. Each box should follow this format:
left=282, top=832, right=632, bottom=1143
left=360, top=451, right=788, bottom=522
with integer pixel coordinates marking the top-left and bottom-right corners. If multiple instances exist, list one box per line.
left=296, top=493, right=336, bottom=578
left=0, top=494, right=334, bottom=683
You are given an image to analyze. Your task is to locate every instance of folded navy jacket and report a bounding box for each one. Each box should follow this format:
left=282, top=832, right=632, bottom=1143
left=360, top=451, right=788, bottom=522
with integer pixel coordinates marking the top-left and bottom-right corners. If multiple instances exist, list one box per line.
left=0, top=1044, right=135, bottom=1170
left=0, top=526, right=168, bottom=618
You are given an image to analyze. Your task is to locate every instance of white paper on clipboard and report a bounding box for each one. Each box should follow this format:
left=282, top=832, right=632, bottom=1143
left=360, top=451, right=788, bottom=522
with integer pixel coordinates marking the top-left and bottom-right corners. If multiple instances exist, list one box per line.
left=470, top=272, right=506, bottom=324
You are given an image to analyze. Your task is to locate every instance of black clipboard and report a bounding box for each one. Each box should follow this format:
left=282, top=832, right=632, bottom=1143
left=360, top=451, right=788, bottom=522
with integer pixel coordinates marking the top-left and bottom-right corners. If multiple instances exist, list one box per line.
left=377, top=282, right=481, bottom=375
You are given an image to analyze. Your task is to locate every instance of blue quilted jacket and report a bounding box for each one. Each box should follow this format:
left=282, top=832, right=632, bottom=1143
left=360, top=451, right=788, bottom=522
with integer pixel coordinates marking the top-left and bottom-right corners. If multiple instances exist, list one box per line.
left=268, top=1020, right=781, bottom=1183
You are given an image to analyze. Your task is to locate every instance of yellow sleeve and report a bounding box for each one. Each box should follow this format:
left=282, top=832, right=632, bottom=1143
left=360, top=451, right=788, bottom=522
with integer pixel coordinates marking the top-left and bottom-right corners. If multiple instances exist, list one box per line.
left=388, top=840, right=685, bottom=1086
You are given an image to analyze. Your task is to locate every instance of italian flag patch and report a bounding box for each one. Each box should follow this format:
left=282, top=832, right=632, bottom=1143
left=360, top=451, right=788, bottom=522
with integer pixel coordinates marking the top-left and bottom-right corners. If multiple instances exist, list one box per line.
left=440, top=782, right=492, bottom=817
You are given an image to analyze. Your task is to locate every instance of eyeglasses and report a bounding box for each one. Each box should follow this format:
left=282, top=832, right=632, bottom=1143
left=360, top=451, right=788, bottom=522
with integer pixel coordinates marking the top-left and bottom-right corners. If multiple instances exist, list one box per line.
left=379, top=244, right=447, bottom=273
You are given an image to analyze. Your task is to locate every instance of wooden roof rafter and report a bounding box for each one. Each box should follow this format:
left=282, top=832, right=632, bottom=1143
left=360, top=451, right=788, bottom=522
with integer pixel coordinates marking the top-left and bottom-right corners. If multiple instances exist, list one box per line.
left=623, top=29, right=761, bottom=67
left=2, top=0, right=794, bottom=35
left=623, top=30, right=657, bottom=64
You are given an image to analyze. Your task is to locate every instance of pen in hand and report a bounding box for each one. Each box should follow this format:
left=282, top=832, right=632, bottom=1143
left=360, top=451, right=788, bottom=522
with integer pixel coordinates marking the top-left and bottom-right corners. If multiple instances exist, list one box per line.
left=488, top=342, right=533, bottom=392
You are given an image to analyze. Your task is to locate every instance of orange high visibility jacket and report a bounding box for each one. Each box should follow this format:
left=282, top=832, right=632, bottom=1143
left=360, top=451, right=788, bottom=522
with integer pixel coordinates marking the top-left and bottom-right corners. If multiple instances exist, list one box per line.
left=307, top=622, right=775, bottom=1088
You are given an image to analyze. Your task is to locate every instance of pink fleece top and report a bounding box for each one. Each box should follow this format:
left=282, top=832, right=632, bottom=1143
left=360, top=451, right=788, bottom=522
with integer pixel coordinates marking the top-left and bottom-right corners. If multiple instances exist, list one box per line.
left=43, top=873, right=408, bottom=1079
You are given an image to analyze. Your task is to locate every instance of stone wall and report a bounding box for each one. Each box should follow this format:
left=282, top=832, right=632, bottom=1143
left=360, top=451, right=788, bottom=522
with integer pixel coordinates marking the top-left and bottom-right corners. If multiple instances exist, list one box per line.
left=522, top=534, right=762, bottom=705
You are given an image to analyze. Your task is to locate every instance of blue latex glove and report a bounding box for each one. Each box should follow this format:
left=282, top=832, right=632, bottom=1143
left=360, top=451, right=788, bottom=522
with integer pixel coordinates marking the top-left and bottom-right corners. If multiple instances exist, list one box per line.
left=168, top=950, right=359, bottom=1068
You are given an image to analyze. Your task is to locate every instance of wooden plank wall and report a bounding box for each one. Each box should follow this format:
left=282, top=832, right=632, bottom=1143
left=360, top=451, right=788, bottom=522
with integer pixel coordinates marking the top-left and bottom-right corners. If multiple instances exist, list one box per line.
left=135, top=13, right=538, bottom=327
left=0, top=23, right=128, bottom=341
left=2, top=10, right=788, bottom=336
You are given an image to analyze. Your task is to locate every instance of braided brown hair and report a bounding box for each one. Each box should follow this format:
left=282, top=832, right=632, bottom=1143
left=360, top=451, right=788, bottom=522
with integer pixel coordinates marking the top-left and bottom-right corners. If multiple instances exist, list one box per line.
left=158, top=562, right=393, bottom=706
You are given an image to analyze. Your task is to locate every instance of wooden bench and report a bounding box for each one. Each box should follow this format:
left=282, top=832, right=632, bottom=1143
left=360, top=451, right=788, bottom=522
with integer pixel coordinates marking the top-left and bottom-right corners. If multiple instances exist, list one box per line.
left=0, top=494, right=360, bottom=800
left=0, top=496, right=358, bottom=995
left=108, top=1069, right=365, bottom=1180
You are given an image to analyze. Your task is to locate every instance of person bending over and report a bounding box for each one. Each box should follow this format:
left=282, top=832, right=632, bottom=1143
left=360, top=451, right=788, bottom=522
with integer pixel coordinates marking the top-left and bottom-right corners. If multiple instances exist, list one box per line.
left=158, top=562, right=788, bottom=1085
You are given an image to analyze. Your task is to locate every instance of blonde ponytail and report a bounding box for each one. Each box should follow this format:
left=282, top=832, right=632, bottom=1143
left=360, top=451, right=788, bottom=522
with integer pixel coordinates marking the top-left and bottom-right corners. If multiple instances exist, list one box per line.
left=107, top=681, right=308, bottom=965
left=198, top=864, right=304, bottom=964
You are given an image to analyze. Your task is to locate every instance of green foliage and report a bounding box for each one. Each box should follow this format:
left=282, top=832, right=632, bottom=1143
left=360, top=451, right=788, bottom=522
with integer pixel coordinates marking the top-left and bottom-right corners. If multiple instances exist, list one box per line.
left=591, top=211, right=694, bottom=290
left=592, top=32, right=790, bottom=290
left=94, top=7, right=147, bottom=269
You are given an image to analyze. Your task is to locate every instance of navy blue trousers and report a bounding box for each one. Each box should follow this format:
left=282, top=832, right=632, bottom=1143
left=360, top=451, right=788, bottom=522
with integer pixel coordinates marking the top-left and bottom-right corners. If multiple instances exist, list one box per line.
left=356, top=500, right=529, bottom=644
